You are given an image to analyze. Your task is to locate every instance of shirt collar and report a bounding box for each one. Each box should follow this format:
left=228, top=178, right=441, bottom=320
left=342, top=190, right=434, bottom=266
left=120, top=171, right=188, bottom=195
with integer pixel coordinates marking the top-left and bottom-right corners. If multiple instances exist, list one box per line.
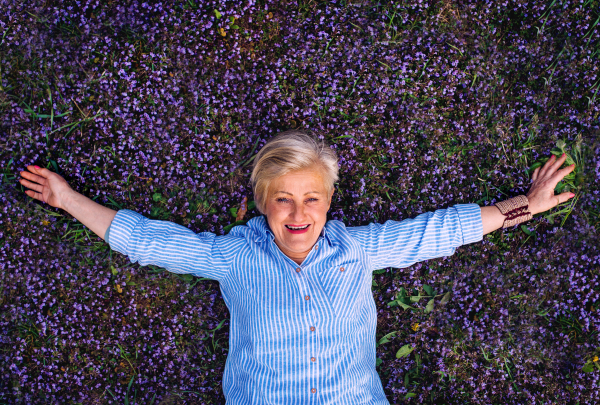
left=246, top=215, right=333, bottom=247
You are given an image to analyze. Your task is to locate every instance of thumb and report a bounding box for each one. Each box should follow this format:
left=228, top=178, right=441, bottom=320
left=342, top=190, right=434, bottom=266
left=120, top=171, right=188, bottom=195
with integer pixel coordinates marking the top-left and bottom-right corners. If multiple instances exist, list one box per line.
left=557, top=191, right=575, bottom=205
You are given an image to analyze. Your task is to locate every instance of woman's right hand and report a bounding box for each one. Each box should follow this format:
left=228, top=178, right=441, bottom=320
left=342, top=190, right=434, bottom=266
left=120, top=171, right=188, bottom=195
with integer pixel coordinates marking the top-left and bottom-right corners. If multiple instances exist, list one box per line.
left=18, top=165, right=74, bottom=210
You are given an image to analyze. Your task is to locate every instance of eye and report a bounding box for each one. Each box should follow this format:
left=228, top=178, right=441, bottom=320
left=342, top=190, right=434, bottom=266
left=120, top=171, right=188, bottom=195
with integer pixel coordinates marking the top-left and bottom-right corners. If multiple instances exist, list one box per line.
left=276, top=198, right=318, bottom=203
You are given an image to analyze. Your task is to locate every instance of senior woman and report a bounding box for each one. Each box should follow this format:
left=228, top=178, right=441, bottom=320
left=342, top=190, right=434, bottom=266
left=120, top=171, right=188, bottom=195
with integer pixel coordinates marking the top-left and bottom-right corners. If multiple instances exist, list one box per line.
left=19, top=130, right=575, bottom=404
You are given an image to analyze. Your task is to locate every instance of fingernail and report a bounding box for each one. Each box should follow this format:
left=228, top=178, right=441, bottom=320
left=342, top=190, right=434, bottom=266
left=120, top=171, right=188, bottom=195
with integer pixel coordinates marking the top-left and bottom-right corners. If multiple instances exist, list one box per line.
left=569, top=193, right=575, bottom=197
left=34, top=165, right=41, bottom=169
left=561, top=153, right=565, bottom=158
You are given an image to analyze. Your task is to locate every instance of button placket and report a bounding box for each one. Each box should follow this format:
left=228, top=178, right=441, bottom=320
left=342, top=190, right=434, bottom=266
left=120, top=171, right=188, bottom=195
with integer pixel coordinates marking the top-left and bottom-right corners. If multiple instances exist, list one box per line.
left=290, top=262, right=318, bottom=385
left=288, top=239, right=325, bottom=397
left=296, top=262, right=321, bottom=397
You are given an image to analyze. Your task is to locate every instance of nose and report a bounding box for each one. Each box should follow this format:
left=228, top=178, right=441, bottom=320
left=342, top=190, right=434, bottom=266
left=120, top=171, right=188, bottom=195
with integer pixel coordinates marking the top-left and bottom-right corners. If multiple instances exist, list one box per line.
left=290, top=202, right=307, bottom=223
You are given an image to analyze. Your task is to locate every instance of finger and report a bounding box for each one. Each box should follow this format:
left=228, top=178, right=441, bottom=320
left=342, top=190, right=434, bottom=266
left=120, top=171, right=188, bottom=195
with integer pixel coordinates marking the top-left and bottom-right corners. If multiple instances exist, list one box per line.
left=19, top=178, right=44, bottom=193
left=24, top=189, right=45, bottom=203
left=538, top=154, right=555, bottom=178
left=558, top=163, right=576, bottom=177
left=21, top=169, right=47, bottom=186
left=531, top=166, right=540, bottom=182
left=548, top=153, right=568, bottom=174
left=551, top=163, right=576, bottom=184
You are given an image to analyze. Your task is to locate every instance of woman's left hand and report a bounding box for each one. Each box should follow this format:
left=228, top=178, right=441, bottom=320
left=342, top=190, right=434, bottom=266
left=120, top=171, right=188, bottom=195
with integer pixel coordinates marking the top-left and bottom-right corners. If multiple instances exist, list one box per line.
left=526, top=153, right=576, bottom=215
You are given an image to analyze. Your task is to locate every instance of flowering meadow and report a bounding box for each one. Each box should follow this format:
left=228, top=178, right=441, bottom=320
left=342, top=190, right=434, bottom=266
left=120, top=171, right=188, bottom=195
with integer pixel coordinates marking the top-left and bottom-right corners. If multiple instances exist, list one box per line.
left=1, top=0, right=600, bottom=403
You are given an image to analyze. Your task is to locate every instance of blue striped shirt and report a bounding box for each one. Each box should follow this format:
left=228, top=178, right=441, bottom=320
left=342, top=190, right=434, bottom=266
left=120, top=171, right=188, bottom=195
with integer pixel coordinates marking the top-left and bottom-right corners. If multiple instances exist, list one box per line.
left=106, top=203, right=483, bottom=404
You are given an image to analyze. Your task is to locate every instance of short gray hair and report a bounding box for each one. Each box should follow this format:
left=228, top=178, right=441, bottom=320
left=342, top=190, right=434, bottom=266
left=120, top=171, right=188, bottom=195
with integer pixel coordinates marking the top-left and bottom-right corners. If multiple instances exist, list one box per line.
left=250, top=130, right=339, bottom=215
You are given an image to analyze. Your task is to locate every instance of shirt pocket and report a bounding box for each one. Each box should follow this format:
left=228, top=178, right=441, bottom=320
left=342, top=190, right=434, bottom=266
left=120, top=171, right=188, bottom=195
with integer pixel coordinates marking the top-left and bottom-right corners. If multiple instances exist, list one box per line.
left=321, top=259, right=367, bottom=323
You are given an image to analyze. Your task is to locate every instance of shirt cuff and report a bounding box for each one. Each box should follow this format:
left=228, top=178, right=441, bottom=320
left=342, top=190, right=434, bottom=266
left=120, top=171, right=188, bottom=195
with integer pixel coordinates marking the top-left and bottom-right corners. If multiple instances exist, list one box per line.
left=454, top=203, right=483, bottom=245
left=106, top=209, right=146, bottom=255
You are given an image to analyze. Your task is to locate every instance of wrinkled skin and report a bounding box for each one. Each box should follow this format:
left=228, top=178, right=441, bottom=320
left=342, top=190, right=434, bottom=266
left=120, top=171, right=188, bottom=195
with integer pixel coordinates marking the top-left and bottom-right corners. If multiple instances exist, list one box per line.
left=526, top=153, right=576, bottom=215
left=264, top=168, right=334, bottom=265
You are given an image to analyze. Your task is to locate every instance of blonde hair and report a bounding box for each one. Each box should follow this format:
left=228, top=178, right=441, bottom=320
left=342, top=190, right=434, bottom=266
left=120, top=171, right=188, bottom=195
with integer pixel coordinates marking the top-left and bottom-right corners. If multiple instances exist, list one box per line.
left=250, top=130, right=339, bottom=215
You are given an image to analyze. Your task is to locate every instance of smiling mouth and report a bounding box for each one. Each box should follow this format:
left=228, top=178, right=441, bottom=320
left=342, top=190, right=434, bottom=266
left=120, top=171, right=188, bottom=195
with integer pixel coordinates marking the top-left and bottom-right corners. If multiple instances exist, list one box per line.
left=285, top=224, right=310, bottom=230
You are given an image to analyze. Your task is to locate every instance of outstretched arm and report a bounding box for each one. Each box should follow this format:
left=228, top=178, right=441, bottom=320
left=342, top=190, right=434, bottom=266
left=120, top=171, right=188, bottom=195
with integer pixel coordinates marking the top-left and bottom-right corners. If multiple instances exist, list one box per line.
left=19, top=165, right=238, bottom=281
left=346, top=153, right=578, bottom=271
left=347, top=203, right=483, bottom=271
left=480, top=153, right=576, bottom=236
left=19, top=165, right=116, bottom=240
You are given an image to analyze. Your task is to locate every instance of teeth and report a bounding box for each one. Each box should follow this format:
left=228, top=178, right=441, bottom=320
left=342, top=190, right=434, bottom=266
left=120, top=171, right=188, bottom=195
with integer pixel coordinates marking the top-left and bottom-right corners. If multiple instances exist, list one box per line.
left=287, top=224, right=309, bottom=230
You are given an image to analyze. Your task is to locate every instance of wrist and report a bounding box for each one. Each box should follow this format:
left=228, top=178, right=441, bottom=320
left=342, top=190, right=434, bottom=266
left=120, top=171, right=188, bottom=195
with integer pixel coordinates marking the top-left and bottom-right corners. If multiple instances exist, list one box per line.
left=60, top=189, right=80, bottom=212
left=494, top=195, right=532, bottom=228
left=525, top=193, right=541, bottom=216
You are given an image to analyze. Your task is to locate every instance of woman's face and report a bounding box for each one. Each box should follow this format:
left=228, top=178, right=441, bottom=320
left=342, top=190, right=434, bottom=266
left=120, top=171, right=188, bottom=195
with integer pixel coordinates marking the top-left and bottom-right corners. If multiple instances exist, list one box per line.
left=264, top=168, right=334, bottom=264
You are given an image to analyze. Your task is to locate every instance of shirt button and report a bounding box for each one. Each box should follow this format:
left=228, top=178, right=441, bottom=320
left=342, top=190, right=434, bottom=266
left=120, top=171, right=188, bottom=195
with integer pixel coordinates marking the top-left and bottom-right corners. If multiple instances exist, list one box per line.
left=310, top=326, right=315, bottom=332
left=305, top=295, right=310, bottom=301
left=340, top=266, right=345, bottom=272
left=295, top=267, right=301, bottom=273
left=311, top=357, right=316, bottom=362
left=311, top=388, right=317, bottom=394
left=314, top=245, right=318, bottom=250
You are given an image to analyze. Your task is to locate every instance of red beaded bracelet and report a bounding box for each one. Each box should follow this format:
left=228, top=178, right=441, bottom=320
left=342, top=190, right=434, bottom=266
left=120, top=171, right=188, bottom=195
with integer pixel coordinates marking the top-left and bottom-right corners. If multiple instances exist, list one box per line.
left=494, top=195, right=533, bottom=228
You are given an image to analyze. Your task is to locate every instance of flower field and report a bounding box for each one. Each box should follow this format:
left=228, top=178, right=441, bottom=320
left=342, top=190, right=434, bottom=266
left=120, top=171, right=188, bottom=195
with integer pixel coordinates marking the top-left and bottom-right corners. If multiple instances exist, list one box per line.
left=1, top=0, right=600, bottom=403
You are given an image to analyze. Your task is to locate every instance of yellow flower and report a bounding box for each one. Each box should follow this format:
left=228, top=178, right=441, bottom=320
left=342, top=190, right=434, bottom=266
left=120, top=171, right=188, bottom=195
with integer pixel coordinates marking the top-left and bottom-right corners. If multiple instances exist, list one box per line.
left=411, top=323, right=420, bottom=332
left=593, top=356, right=599, bottom=362
left=42, top=220, right=50, bottom=226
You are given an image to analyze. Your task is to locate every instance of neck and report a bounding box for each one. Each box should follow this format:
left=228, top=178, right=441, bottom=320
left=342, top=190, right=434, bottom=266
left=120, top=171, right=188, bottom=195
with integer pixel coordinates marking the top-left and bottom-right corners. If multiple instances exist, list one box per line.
left=274, top=240, right=312, bottom=265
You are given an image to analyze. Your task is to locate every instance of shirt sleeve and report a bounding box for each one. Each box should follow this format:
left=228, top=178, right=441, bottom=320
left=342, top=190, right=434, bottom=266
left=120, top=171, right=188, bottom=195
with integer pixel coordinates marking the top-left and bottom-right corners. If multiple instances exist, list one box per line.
left=104, top=221, right=112, bottom=243
left=106, top=209, right=234, bottom=282
left=346, top=203, right=483, bottom=271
